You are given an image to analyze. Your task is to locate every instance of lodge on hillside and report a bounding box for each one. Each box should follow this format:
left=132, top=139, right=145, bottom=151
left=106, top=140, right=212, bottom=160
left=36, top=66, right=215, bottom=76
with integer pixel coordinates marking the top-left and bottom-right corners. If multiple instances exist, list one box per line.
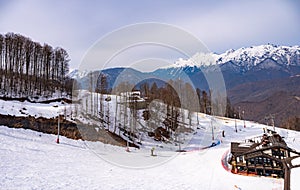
left=229, top=129, right=300, bottom=190
left=119, top=91, right=147, bottom=109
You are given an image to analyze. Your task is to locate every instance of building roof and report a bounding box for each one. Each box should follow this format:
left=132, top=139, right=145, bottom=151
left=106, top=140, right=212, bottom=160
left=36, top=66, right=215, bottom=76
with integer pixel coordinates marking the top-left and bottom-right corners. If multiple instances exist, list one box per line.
left=231, top=132, right=295, bottom=157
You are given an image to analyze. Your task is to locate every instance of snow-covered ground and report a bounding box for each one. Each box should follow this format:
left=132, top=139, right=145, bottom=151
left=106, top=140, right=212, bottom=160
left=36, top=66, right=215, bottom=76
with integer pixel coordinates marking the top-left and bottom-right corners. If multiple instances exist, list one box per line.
left=1, top=111, right=300, bottom=189
left=0, top=99, right=67, bottom=119
left=1, top=92, right=300, bottom=189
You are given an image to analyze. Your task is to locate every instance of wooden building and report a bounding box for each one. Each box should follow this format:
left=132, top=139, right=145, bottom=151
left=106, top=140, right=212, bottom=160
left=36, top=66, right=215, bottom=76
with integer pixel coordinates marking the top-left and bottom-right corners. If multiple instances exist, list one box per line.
left=119, top=91, right=147, bottom=109
left=229, top=130, right=300, bottom=190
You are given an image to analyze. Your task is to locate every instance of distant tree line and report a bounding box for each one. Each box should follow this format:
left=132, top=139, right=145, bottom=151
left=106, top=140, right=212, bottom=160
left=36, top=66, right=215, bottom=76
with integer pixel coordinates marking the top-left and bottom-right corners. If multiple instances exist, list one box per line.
left=0, top=32, right=72, bottom=99
left=138, top=79, right=236, bottom=118
left=107, top=78, right=237, bottom=136
left=281, top=116, right=300, bottom=131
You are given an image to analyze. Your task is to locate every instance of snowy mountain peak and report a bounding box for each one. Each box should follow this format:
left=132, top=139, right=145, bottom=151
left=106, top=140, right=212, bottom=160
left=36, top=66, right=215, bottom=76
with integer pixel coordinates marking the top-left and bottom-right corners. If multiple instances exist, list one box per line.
left=68, top=45, right=300, bottom=80
left=218, top=44, right=300, bottom=66
left=68, top=69, right=91, bottom=79
left=172, top=52, right=219, bottom=68
left=169, top=45, right=300, bottom=71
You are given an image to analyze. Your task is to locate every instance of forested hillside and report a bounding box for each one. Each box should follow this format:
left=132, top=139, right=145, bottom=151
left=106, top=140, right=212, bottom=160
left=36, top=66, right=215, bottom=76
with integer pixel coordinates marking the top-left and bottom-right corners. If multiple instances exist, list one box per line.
left=0, top=33, right=72, bottom=100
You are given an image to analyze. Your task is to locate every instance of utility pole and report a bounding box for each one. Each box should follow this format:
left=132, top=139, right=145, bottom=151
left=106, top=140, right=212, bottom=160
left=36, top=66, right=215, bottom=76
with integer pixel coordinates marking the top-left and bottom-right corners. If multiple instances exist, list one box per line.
left=56, top=115, right=60, bottom=144
left=114, top=95, right=118, bottom=134
left=126, top=141, right=130, bottom=152
left=105, top=96, right=111, bottom=131
left=242, top=110, right=246, bottom=128
left=234, top=113, right=237, bottom=133
left=132, top=93, right=138, bottom=141
left=179, top=134, right=181, bottom=151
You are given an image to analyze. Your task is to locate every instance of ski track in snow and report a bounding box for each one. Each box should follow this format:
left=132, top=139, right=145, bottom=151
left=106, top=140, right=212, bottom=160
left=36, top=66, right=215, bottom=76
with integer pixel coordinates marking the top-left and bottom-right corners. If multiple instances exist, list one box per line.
left=1, top=111, right=300, bottom=189
left=0, top=94, right=299, bottom=189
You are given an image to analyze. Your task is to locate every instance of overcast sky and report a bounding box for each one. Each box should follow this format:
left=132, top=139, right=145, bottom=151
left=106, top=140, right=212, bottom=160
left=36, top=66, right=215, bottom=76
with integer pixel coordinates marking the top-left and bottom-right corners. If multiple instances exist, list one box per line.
left=0, top=0, right=300, bottom=71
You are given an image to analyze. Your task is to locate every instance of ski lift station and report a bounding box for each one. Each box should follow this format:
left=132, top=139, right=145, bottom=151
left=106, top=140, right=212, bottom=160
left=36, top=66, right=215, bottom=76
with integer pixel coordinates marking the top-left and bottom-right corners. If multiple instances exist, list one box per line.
left=229, top=129, right=300, bottom=190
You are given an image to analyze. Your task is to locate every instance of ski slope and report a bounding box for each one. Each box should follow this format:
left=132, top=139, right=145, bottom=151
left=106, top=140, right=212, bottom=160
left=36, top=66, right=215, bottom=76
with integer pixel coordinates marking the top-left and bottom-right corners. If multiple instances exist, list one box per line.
left=1, top=113, right=300, bottom=189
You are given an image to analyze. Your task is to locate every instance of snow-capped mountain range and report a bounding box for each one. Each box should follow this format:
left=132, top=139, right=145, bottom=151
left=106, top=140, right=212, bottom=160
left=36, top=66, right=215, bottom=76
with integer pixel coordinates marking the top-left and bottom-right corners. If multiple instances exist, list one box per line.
left=68, top=44, right=300, bottom=95
left=69, top=44, right=300, bottom=80
left=68, top=69, right=90, bottom=79
left=170, top=44, right=300, bottom=70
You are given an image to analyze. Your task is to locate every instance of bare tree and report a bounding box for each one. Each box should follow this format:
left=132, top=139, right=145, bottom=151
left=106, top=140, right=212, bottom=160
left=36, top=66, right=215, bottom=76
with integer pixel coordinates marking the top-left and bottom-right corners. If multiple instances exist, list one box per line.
left=0, top=32, right=71, bottom=100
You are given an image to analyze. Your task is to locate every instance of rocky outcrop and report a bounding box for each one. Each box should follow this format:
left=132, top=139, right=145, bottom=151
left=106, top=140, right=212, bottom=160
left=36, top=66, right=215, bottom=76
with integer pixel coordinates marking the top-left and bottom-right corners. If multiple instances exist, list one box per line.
left=0, top=114, right=81, bottom=139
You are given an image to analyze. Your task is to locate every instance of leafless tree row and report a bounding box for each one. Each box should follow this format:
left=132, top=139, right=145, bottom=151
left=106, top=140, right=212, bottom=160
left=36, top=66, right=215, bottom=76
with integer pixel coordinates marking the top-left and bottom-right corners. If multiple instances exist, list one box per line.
left=0, top=32, right=71, bottom=99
